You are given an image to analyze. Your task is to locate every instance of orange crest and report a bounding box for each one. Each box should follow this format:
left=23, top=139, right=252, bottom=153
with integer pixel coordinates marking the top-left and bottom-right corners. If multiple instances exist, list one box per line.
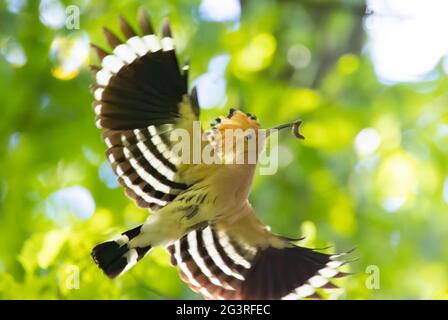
left=206, top=109, right=264, bottom=161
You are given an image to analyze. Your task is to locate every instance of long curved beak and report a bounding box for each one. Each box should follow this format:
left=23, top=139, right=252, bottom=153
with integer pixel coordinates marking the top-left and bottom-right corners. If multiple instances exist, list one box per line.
left=266, top=120, right=305, bottom=139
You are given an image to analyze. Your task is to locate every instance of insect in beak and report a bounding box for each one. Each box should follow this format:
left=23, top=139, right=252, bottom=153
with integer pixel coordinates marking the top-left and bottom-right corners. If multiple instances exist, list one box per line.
left=267, top=120, right=305, bottom=139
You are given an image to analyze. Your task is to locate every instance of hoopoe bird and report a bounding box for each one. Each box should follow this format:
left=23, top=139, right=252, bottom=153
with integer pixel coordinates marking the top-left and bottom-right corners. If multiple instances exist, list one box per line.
left=89, top=8, right=351, bottom=300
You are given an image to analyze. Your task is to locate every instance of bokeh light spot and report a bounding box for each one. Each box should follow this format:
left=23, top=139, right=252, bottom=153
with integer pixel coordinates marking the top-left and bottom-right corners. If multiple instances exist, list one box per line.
left=377, top=151, right=418, bottom=210
left=287, top=44, right=311, bottom=69
left=39, top=0, right=66, bottom=29
left=45, top=186, right=96, bottom=224
left=194, top=54, right=230, bottom=109
left=383, top=196, right=406, bottom=212
left=1, top=40, right=27, bottom=67
left=234, top=33, right=276, bottom=74
left=99, top=161, right=119, bottom=189
left=8, top=132, right=21, bottom=152
left=354, top=128, right=381, bottom=158
left=6, top=0, right=26, bottom=14
left=199, top=0, right=241, bottom=22
left=50, top=33, right=90, bottom=80
left=366, top=0, right=448, bottom=83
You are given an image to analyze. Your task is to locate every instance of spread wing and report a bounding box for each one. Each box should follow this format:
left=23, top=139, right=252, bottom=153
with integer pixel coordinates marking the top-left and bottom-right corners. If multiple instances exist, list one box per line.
left=90, top=9, right=200, bottom=211
left=167, top=201, right=352, bottom=300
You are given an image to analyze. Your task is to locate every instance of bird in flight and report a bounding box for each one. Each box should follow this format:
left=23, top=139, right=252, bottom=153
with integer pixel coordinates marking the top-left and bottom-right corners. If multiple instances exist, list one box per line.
left=89, top=8, right=351, bottom=300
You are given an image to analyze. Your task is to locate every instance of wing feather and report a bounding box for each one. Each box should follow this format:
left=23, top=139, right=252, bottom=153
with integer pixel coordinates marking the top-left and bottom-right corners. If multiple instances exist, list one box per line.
left=167, top=202, right=352, bottom=300
left=91, top=9, right=199, bottom=211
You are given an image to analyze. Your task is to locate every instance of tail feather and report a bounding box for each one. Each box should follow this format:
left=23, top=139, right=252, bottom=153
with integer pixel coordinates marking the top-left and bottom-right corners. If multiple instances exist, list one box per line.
left=92, top=225, right=152, bottom=279
left=166, top=225, right=352, bottom=300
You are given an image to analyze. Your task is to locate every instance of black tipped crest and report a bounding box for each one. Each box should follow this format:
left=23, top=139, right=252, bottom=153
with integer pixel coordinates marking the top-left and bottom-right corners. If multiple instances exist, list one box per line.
left=138, top=7, right=154, bottom=35
left=246, top=112, right=257, bottom=120
left=102, top=27, right=122, bottom=48
left=210, top=117, right=222, bottom=128
left=119, top=15, right=137, bottom=38
left=89, top=65, right=101, bottom=73
left=161, top=18, right=172, bottom=37
left=91, top=43, right=109, bottom=60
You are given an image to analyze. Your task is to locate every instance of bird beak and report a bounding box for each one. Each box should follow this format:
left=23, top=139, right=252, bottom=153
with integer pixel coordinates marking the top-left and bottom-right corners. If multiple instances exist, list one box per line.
left=266, top=120, right=305, bottom=139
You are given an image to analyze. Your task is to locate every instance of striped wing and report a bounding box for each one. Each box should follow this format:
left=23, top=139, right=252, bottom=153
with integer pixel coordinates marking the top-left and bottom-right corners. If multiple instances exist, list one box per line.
left=167, top=203, right=351, bottom=300
left=90, top=9, right=200, bottom=211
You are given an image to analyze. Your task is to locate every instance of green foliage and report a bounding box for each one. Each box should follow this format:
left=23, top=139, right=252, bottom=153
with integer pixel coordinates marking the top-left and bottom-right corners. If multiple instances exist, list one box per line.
left=1, top=0, right=448, bottom=299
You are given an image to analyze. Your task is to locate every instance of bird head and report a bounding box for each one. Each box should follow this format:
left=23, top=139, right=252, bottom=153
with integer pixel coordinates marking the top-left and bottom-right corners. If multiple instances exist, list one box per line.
left=205, top=108, right=261, bottom=163
left=210, top=108, right=261, bottom=138
left=205, top=108, right=304, bottom=164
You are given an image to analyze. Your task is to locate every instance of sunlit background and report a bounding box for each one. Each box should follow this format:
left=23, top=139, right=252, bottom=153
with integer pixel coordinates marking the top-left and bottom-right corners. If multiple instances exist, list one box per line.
left=1, top=0, right=448, bottom=299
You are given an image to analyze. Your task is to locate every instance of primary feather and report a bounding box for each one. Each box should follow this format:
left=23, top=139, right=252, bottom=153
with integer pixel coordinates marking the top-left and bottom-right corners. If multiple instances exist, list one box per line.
left=90, top=8, right=351, bottom=299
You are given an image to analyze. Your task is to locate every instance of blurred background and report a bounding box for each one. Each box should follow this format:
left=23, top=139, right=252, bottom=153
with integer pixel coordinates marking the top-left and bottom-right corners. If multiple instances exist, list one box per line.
left=1, top=0, right=448, bottom=299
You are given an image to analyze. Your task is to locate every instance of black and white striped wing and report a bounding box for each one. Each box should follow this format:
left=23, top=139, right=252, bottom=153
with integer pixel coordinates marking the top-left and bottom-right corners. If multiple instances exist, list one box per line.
left=167, top=220, right=352, bottom=300
left=90, top=9, right=200, bottom=211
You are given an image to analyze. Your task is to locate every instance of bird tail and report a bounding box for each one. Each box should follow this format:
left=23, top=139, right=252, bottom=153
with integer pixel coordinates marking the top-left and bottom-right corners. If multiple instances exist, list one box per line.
left=91, top=225, right=152, bottom=279
left=167, top=224, right=352, bottom=300
left=164, top=201, right=356, bottom=301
